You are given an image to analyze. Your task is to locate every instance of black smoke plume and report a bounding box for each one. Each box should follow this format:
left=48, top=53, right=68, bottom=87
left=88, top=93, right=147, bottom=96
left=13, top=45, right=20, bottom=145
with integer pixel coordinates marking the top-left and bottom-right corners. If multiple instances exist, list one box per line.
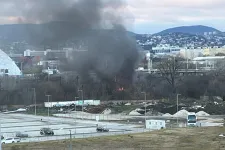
left=17, top=0, right=137, bottom=85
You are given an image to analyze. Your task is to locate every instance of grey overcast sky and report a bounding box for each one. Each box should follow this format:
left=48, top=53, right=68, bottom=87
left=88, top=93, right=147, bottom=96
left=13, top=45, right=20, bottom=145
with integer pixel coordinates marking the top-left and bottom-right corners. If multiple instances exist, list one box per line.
left=0, top=0, right=225, bottom=34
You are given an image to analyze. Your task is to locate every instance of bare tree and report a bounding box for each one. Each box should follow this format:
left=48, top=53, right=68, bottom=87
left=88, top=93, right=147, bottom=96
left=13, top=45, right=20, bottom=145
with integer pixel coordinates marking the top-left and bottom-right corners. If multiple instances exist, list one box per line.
left=215, top=53, right=225, bottom=56
left=157, top=57, right=183, bottom=94
left=207, top=59, right=225, bottom=97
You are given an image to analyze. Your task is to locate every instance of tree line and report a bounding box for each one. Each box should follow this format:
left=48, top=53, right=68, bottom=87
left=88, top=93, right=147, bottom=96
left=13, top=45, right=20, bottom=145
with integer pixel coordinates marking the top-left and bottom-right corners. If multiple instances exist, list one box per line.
left=1, top=57, right=225, bottom=105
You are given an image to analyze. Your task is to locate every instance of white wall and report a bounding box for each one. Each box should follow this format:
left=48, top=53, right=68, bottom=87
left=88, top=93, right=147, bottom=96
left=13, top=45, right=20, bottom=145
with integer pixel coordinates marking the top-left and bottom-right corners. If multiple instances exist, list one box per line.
left=44, top=100, right=101, bottom=108
left=180, top=48, right=203, bottom=60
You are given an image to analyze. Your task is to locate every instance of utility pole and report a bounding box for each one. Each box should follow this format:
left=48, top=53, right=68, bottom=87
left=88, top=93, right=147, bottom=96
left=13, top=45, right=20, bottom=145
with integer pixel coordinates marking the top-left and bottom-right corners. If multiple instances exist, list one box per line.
left=74, top=97, right=79, bottom=112
left=173, top=56, right=176, bottom=71
left=20, top=62, right=23, bottom=75
left=0, top=124, right=2, bottom=150
left=78, top=90, right=84, bottom=118
left=185, top=49, right=189, bottom=71
left=186, top=58, right=189, bottom=70
left=74, top=96, right=79, bottom=134
left=32, top=88, right=36, bottom=116
left=46, top=95, right=51, bottom=127
left=195, top=61, right=198, bottom=70
left=177, top=94, right=181, bottom=126
left=69, top=130, right=72, bottom=150
left=141, top=92, right=147, bottom=128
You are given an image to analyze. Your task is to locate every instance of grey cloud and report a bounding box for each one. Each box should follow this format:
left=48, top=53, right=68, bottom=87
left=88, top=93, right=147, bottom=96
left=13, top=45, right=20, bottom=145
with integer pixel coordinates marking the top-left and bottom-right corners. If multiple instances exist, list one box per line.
left=127, top=0, right=225, bottom=25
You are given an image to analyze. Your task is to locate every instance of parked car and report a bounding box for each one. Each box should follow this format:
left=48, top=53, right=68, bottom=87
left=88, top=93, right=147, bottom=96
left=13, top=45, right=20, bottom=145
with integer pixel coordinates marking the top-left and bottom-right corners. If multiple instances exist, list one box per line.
left=1, top=137, right=21, bottom=144
left=15, top=132, right=28, bottom=138
left=40, top=128, right=54, bottom=135
left=96, top=126, right=109, bottom=132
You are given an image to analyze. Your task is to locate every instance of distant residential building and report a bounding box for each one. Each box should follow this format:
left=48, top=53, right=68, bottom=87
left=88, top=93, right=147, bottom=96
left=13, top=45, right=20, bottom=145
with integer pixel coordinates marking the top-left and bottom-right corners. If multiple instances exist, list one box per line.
left=38, top=60, right=60, bottom=69
left=213, top=31, right=217, bottom=35
left=208, top=32, right=213, bottom=35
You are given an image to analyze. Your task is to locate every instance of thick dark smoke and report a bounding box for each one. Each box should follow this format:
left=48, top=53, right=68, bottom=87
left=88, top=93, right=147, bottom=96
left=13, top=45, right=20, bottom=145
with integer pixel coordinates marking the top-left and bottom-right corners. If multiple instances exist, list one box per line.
left=17, top=0, right=137, bottom=84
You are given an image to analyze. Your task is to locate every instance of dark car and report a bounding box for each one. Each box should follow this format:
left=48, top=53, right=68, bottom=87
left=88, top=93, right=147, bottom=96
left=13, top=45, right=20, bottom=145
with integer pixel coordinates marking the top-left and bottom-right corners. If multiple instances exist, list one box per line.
left=96, top=126, right=109, bottom=132
left=16, top=132, right=28, bottom=138
left=40, top=128, right=54, bottom=136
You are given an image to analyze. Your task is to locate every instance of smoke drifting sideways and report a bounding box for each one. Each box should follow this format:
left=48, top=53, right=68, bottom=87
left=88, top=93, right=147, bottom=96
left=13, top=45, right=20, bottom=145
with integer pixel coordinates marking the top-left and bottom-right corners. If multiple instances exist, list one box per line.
left=18, top=0, right=138, bottom=84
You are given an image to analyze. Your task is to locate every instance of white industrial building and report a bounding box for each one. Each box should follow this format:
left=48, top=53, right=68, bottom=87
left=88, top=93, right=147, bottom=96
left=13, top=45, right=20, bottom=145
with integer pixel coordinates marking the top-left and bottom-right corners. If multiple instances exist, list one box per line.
left=0, top=49, right=22, bottom=76
left=24, top=49, right=47, bottom=57
left=152, top=44, right=181, bottom=56
left=24, top=49, right=71, bottom=58
left=193, top=56, right=225, bottom=61
left=180, top=46, right=225, bottom=60
left=179, top=48, right=203, bottom=59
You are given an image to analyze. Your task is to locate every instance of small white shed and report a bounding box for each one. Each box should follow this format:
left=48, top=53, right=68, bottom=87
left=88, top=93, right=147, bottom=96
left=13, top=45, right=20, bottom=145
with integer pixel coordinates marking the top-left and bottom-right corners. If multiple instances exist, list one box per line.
left=146, top=120, right=166, bottom=130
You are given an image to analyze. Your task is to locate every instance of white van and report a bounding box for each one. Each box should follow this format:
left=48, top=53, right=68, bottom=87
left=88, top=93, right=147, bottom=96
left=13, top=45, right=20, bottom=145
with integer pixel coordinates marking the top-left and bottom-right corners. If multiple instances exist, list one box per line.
left=1, top=137, right=21, bottom=144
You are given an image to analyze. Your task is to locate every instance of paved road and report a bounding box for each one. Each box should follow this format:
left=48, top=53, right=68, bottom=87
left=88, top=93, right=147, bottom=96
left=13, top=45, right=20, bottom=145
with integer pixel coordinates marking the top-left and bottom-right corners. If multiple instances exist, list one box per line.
left=1, top=113, right=222, bottom=144
left=0, top=113, right=146, bottom=143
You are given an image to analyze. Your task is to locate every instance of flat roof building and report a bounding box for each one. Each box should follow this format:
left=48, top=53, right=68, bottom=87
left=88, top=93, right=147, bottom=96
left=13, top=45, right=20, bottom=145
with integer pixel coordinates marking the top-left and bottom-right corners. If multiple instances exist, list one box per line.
left=152, top=44, right=181, bottom=56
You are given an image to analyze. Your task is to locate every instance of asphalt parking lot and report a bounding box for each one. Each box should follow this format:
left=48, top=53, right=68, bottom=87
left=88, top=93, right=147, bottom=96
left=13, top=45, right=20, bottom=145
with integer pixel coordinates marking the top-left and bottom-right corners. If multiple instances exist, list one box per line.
left=0, top=113, right=144, bottom=143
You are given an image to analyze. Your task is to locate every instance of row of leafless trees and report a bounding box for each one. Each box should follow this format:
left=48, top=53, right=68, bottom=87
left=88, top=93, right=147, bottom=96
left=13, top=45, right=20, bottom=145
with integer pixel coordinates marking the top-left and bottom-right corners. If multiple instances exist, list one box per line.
left=155, top=57, right=225, bottom=100
left=1, top=58, right=225, bottom=105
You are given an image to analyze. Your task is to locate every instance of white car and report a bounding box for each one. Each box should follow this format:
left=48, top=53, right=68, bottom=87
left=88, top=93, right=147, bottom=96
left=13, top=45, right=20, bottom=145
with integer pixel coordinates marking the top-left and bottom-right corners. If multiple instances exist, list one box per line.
left=1, top=137, right=21, bottom=144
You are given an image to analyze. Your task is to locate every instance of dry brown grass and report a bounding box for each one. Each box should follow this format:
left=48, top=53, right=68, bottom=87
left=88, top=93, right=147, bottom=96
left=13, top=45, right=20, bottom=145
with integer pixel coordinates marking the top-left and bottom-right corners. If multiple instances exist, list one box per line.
left=3, top=127, right=225, bottom=150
